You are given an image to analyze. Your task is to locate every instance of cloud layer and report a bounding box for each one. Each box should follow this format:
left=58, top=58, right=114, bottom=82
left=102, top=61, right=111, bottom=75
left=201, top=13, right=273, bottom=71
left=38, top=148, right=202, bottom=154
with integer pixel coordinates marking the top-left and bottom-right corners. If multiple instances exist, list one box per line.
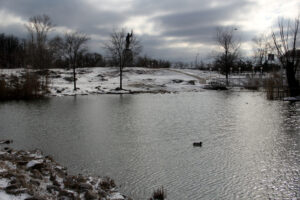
left=0, top=0, right=299, bottom=62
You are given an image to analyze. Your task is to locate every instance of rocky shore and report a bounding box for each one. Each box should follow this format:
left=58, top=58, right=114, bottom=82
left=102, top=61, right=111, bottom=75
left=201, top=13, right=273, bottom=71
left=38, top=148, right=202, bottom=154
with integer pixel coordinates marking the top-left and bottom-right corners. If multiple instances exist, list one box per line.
left=0, top=140, right=129, bottom=200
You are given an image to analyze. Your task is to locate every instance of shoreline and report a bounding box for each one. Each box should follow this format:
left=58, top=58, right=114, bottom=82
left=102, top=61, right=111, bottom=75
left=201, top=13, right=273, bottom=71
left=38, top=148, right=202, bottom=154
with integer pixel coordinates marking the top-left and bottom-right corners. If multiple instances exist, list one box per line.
left=0, top=142, right=129, bottom=200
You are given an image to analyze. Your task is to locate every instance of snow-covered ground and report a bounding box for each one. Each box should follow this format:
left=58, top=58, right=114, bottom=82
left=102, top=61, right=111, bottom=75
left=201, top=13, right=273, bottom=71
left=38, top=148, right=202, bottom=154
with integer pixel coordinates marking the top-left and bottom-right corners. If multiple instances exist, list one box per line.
left=1, top=67, right=215, bottom=96
left=0, top=67, right=267, bottom=96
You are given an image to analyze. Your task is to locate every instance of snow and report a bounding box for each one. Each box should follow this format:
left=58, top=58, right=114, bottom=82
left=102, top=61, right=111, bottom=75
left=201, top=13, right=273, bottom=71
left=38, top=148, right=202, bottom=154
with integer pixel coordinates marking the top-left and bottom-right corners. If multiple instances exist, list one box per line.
left=0, top=67, right=270, bottom=96
left=47, top=67, right=206, bottom=95
left=283, top=96, right=300, bottom=101
left=0, top=192, right=30, bottom=200
left=0, top=179, right=9, bottom=187
left=26, top=159, right=43, bottom=169
left=1, top=67, right=209, bottom=96
left=109, top=192, right=125, bottom=200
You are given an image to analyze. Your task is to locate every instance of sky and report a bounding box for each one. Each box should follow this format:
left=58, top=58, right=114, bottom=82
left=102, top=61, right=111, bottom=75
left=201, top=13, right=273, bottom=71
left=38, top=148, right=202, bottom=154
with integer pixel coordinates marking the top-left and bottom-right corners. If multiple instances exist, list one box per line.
left=0, top=0, right=299, bottom=62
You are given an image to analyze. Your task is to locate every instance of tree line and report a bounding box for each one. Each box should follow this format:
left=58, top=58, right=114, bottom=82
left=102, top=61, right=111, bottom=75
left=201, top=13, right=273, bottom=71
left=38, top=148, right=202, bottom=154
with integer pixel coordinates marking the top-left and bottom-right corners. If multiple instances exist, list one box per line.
left=213, top=16, right=299, bottom=96
left=0, top=15, right=171, bottom=70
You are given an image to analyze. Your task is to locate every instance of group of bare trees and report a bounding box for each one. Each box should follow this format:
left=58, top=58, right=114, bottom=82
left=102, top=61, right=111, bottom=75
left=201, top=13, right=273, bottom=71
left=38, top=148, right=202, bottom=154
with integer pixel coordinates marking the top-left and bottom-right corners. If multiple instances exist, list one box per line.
left=215, top=15, right=300, bottom=96
left=1, top=15, right=143, bottom=91
left=25, top=15, right=54, bottom=69
left=0, top=34, right=25, bottom=68
left=272, top=17, right=300, bottom=96
left=23, top=15, right=91, bottom=90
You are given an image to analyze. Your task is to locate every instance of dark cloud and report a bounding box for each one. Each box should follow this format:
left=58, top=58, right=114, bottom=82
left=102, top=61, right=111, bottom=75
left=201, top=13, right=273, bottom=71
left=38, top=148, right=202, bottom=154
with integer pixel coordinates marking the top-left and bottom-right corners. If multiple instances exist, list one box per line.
left=152, top=0, right=255, bottom=42
left=0, top=0, right=125, bottom=34
left=0, top=0, right=270, bottom=62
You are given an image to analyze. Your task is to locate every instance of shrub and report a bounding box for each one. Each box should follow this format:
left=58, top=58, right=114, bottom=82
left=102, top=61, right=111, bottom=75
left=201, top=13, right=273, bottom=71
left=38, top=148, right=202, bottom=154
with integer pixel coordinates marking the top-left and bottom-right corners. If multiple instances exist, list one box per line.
left=244, top=78, right=260, bottom=90
left=149, top=186, right=166, bottom=200
left=0, top=71, right=49, bottom=101
left=263, top=72, right=283, bottom=100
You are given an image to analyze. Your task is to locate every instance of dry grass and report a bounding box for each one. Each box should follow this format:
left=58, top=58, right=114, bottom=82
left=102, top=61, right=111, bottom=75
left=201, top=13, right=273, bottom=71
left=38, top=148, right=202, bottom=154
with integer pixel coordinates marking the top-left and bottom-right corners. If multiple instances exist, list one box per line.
left=149, top=186, right=166, bottom=200
left=263, top=72, right=283, bottom=100
left=244, top=78, right=260, bottom=90
left=0, top=71, right=49, bottom=101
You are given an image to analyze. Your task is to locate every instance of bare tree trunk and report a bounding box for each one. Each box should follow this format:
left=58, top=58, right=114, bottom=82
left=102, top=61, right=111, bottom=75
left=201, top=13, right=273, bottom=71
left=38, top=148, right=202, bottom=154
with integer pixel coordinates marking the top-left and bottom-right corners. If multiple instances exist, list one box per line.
left=225, top=71, right=229, bottom=86
left=73, top=65, right=76, bottom=91
left=225, top=51, right=229, bottom=86
left=271, top=17, right=300, bottom=97
left=119, top=65, right=123, bottom=90
left=286, top=62, right=299, bottom=96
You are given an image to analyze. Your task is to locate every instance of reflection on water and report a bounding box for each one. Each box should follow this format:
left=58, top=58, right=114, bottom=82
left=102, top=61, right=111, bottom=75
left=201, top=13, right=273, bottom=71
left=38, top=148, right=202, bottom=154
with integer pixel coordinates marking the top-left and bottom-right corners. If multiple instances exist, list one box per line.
left=0, top=92, right=299, bottom=199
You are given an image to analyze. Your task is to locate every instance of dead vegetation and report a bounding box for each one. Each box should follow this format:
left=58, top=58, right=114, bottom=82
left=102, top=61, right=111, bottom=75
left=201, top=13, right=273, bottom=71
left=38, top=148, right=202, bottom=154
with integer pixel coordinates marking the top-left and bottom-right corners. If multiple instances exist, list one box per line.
left=149, top=186, right=166, bottom=200
left=0, top=72, right=49, bottom=101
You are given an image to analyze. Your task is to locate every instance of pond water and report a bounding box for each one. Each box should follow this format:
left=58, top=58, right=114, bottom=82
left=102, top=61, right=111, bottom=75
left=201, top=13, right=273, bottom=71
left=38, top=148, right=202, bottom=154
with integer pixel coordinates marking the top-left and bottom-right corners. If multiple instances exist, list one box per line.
left=0, top=91, right=299, bottom=199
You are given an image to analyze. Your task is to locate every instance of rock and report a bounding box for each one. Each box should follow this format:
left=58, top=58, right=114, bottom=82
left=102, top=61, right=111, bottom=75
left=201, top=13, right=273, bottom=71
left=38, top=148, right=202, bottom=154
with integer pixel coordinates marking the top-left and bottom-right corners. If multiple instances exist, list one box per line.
left=98, top=189, right=107, bottom=198
left=110, top=193, right=125, bottom=200
left=187, top=80, right=195, bottom=85
left=0, top=171, right=15, bottom=179
left=4, top=147, right=12, bottom=153
left=0, top=140, right=13, bottom=144
left=58, top=190, right=75, bottom=199
left=100, top=177, right=116, bottom=191
left=5, top=187, right=28, bottom=195
left=47, top=185, right=61, bottom=193
left=172, top=79, right=183, bottom=83
left=31, top=169, right=43, bottom=180
left=63, top=176, right=77, bottom=189
left=30, top=179, right=40, bottom=186
left=76, top=174, right=86, bottom=183
left=78, top=182, right=93, bottom=192
left=25, top=197, right=44, bottom=200
left=5, top=184, right=19, bottom=190
left=26, top=159, right=44, bottom=170
left=85, top=190, right=98, bottom=200
left=53, top=179, right=61, bottom=187
left=0, top=147, right=128, bottom=200
left=50, top=173, right=56, bottom=182
left=17, top=160, right=29, bottom=166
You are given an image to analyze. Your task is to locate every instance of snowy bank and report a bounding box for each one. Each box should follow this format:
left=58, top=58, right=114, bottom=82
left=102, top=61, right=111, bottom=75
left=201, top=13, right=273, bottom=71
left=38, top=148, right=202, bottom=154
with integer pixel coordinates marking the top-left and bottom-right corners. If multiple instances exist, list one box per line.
left=0, top=145, right=128, bottom=200
left=0, top=67, right=214, bottom=96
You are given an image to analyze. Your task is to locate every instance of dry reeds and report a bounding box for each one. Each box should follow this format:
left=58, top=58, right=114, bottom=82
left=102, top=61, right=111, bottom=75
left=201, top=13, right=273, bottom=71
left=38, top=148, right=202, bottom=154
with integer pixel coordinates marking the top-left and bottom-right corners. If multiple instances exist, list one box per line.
left=0, top=71, right=48, bottom=101
left=149, top=186, right=166, bottom=200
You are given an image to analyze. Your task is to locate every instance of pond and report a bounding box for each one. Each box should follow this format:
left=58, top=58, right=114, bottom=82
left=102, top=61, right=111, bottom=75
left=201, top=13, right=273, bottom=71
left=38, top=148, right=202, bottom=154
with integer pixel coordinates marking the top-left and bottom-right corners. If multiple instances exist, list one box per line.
left=0, top=91, right=299, bottom=199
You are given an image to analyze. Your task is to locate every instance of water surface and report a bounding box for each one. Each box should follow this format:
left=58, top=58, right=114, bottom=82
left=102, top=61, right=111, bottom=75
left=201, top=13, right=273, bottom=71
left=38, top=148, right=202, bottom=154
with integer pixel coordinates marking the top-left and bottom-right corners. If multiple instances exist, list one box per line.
left=0, top=91, right=299, bottom=199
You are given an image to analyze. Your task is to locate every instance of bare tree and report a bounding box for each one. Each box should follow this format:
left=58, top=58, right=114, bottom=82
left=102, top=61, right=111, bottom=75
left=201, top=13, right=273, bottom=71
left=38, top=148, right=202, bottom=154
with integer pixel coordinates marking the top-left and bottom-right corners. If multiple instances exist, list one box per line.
left=271, top=16, right=300, bottom=96
left=48, top=36, right=64, bottom=64
left=24, top=14, right=54, bottom=68
left=64, top=32, right=90, bottom=90
left=215, top=27, right=240, bottom=86
left=105, top=28, right=142, bottom=90
left=252, top=34, right=274, bottom=67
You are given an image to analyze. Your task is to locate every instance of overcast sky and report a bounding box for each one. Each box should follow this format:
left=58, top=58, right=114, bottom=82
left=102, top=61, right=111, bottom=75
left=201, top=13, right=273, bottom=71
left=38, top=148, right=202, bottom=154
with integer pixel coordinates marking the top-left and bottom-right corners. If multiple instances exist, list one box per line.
left=0, top=0, right=299, bottom=62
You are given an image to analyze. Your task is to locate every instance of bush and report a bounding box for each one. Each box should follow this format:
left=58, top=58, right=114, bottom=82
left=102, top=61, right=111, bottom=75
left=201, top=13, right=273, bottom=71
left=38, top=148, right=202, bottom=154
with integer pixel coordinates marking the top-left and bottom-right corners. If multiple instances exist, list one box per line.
left=244, top=79, right=260, bottom=90
left=0, top=72, right=49, bottom=101
left=263, top=72, right=283, bottom=100
left=149, top=187, right=166, bottom=200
